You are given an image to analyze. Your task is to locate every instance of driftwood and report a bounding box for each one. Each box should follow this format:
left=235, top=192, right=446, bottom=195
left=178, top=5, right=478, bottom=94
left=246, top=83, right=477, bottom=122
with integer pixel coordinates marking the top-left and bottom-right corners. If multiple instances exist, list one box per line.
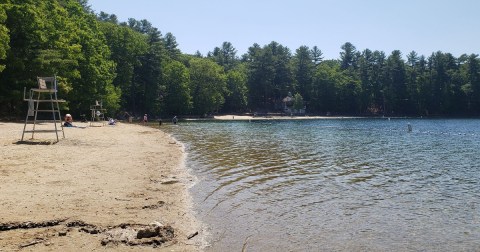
left=18, top=238, right=45, bottom=248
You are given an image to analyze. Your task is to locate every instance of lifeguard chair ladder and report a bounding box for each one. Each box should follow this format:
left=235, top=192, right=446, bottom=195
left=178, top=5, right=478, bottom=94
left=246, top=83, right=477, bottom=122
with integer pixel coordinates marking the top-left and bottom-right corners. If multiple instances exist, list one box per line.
left=21, top=76, right=65, bottom=142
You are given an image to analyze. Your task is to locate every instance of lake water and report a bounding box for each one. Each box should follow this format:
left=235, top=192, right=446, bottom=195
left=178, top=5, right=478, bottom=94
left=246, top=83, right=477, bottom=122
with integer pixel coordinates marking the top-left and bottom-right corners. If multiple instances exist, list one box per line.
left=163, top=118, right=480, bottom=251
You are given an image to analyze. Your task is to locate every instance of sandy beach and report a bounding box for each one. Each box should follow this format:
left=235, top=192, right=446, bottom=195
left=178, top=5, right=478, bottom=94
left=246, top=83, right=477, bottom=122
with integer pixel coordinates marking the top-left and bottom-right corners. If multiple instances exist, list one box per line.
left=0, top=122, right=202, bottom=251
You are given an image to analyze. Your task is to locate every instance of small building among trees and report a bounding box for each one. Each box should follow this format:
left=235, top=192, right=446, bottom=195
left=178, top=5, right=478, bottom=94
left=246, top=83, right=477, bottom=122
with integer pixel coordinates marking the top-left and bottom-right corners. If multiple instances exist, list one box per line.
left=283, top=92, right=305, bottom=115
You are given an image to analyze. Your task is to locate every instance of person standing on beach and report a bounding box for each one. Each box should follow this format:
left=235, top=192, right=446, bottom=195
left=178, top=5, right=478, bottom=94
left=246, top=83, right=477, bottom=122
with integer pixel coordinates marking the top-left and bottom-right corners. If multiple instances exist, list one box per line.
left=172, top=116, right=178, bottom=125
left=143, top=114, right=148, bottom=125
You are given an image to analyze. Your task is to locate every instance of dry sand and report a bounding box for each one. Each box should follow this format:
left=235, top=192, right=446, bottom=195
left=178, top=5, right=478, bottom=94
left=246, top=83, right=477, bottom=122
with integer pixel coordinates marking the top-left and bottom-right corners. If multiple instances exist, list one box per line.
left=0, top=122, right=203, bottom=251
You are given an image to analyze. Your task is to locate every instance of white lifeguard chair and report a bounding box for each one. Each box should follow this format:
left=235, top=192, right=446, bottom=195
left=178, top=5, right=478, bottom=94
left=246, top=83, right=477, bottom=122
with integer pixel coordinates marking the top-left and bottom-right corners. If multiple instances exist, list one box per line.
left=90, top=100, right=106, bottom=126
left=21, top=76, right=65, bottom=142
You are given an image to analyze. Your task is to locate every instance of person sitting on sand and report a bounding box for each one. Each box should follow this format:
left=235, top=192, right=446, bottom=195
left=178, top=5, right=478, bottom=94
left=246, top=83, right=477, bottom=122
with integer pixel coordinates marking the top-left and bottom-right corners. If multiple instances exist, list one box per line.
left=64, top=114, right=74, bottom=127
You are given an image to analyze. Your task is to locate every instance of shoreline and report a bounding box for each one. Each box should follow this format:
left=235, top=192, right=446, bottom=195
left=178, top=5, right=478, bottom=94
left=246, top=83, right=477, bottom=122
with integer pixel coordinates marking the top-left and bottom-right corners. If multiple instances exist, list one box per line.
left=0, top=122, right=203, bottom=251
left=212, top=114, right=362, bottom=121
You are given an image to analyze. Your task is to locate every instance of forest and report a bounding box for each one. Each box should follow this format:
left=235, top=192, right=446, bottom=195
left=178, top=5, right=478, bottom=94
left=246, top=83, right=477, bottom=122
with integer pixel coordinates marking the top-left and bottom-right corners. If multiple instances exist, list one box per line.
left=1, top=0, right=480, bottom=119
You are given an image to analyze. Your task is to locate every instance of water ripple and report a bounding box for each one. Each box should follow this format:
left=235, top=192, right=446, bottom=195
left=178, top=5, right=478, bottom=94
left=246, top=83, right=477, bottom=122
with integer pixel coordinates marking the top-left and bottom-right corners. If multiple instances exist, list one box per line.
left=164, top=118, right=480, bottom=251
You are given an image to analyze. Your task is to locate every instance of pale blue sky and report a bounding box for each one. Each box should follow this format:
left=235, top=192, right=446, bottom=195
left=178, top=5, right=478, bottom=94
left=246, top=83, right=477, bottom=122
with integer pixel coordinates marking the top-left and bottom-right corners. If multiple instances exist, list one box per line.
left=88, top=0, right=479, bottom=60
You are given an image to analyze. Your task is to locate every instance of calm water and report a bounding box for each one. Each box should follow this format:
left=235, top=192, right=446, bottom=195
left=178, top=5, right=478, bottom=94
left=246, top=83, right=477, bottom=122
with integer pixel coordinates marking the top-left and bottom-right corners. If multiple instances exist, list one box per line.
left=163, top=118, right=480, bottom=251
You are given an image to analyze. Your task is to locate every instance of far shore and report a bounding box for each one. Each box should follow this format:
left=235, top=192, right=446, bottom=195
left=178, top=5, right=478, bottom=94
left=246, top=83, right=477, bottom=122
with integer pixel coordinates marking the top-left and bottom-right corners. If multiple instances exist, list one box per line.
left=208, top=114, right=429, bottom=121
left=213, top=114, right=362, bottom=121
left=0, top=122, right=203, bottom=251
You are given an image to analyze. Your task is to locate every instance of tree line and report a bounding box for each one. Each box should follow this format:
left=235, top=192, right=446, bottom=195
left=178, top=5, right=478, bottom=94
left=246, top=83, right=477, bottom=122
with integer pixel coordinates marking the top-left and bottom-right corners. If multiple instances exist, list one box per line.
left=1, top=0, right=479, bottom=119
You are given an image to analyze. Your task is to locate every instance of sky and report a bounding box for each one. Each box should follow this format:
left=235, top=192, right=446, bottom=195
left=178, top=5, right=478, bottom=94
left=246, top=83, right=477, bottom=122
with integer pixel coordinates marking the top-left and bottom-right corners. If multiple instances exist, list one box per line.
left=88, top=0, right=480, bottom=60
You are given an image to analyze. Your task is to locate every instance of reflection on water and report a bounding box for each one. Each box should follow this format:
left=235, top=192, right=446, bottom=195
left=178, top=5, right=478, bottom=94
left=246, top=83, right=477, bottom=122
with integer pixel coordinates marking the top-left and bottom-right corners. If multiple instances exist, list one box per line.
left=164, top=119, right=480, bottom=251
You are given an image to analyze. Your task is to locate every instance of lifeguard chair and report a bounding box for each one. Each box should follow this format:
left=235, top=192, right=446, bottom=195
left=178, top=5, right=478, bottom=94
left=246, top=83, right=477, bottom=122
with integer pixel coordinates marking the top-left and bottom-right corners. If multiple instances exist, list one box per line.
left=21, top=76, right=65, bottom=142
left=90, top=100, right=106, bottom=126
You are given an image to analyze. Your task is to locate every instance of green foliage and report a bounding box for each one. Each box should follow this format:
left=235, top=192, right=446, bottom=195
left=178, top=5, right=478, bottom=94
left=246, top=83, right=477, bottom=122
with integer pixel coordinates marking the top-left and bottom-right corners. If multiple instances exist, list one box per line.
left=385, top=50, right=407, bottom=114
left=340, top=42, right=357, bottom=70
left=138, top=27, right=167, bottom=116
left=311, top=46, right=323, bottom=66
left=465, top=54, right=480, bottom=111
left=208, top=41, right=238, bottom=71
left=0, top=4, right=9, bottom=73
left=189, top=57, right=227, bottom=115
left=61, top=0, right=117, bottom=114
left=1, top=1, right=480, bottom=118
left=100, top=21, right=148, bottom=113
left=311, top=60, right=339, bottom=112
left=224, top=64, right=248, bottom=112
left=164, top=32, right=180, bottom=60
left=292, top=93, right=304, bottom=110
left=163, top=60, right=192, bottom=115
left=245, top=41, right=293, bottom=110
left=0, top=0, right=95, bottom=114
left=103, top=83, right=122, bottom=112
left=292, top=45, right=314, bottom=102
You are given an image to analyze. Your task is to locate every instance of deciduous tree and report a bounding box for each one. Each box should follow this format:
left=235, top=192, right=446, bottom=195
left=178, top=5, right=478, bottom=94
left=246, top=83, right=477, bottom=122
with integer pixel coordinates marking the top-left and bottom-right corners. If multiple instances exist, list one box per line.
left=163, top=60, right=192, bottom=115
left=189, top=57, right=227, bottom=115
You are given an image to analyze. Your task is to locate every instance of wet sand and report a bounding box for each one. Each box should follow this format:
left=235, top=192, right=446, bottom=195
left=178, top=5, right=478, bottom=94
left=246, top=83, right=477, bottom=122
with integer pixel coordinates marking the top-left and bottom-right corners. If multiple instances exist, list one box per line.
left=0, top=122, right=203, bottom=251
